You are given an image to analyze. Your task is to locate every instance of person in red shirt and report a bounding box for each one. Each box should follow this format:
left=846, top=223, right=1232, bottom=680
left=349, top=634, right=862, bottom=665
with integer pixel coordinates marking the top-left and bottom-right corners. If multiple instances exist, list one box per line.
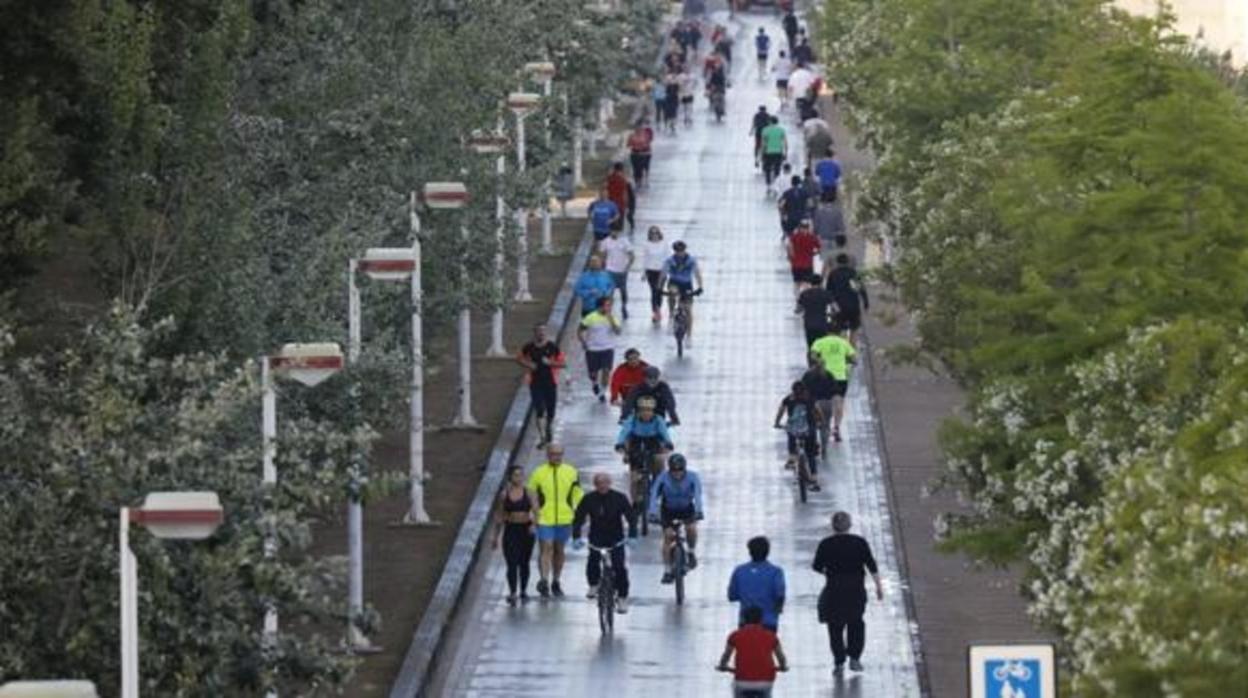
left=717, top=606, right=789, bottom=696
left=628, top=119, right=655, bottom=189
left=609, top=348, right=649, bottom=405
left=605, top=163, right=630, bottom=232
left=785, top=220, right=821, bottom=292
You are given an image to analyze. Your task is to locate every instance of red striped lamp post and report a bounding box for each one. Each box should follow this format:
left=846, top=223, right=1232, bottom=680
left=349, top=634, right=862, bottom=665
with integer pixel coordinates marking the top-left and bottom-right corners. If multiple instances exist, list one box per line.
left=469, top=126, right=512, bottom=358
left=507, top=92, right=541, bottom=303
left=119, top=492, right=224, bottom=698
left=524, top=62, right=558, bottom=255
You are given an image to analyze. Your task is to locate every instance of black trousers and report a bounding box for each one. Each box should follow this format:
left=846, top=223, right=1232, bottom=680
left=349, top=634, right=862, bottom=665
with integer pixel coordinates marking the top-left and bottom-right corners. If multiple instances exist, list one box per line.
left=586, top=545, right=630, bottom=598
left=529, top=381, right=557, bottom=421
left=646, top=270, right=664, bottom=311
left=503, top=523, right=535, bottom=595
left=826, top=611, right=866, bottom=664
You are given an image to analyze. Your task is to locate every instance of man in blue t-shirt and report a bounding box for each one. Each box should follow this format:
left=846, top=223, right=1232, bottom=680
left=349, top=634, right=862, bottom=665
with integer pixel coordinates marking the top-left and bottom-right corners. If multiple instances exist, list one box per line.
left=574, top=255, right=616, bottom=316
left=728, top=536, right=786, bottom=631
left=814, top=147, right=842, bottom=197
left=588, top=187, right=620, bottom=240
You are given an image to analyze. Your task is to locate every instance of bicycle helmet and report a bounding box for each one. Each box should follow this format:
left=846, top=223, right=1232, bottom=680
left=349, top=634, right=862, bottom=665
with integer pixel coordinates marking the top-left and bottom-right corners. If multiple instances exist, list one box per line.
left=668, top=453, right=687, bottom=470
left=644, top=366, right=661, bottom=380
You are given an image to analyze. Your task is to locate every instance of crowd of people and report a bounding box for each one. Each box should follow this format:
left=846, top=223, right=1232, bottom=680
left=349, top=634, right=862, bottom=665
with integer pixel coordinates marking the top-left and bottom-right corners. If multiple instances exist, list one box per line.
left=495, top=9, right=884, bottom=696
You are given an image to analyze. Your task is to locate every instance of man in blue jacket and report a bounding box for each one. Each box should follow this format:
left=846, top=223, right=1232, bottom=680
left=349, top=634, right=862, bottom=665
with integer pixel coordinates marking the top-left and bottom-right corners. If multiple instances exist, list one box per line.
left=649, top=453, right=704, bottom=584
left=574, top=254, right=616, bottom=317
left=728, top=536, right=787, bottom=631
left=615, top=397, right=674, bottom=504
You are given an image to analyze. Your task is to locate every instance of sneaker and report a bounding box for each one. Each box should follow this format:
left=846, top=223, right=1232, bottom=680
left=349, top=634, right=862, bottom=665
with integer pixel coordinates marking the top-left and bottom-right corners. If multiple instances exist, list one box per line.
left=616, top=597, right=629, bottom=613
left=587, top=585, right=598, bottom=599
left=784, top=457, right=795, bottom=470
left=598, top=392, right=607, bottom=403
left=652, top=310, right=661, bottom=323
left=592, top=384, right=601, bottom=398
left=622, top=307, right=629, bottom=320
left=833, top=428, right=843, bottom=443
left=833, top=663, right=845, bottom=676
left=506, top=594, right=517, bottom=607
left=536, top=580, right=550, bottom=599
left=810, top=482, right=822, bottom=492
left=687, top=552, right=697, bottom=569
left=849, top=659, right=864, bottom=672
left=520, top=591, right=530, bottom=603
left=661, top=572, right=674, bottom=584
left=551, top=581, right=565, bottom=598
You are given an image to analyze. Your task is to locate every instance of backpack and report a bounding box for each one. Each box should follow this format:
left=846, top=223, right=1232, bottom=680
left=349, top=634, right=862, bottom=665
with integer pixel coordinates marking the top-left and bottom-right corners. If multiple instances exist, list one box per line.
left=786, top=400, right=811, bottom=435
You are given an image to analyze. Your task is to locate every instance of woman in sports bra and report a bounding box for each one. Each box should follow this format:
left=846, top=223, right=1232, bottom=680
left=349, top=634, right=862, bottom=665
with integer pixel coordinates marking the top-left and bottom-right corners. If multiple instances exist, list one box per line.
left=493, top=465, right=537, bottom=605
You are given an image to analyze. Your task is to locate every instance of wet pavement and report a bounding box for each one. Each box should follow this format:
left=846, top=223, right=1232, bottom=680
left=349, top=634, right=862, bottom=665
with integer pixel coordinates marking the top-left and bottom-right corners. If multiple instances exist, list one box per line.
left=429, top=12, right=923, bottom=697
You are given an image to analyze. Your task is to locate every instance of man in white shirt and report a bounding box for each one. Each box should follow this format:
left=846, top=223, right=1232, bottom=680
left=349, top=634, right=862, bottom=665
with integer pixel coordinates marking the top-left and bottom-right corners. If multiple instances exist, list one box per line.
left=598, top=227, right=636, bottom=319
left=788, top=63, right=817, bottom=112
left=771, top=50, right=793, bottom=107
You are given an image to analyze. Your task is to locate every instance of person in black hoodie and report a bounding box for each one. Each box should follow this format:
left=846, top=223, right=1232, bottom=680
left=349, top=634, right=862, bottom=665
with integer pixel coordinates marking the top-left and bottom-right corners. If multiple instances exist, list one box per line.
left=621, top=365, right=680, bottom=425
left=573, top=472, right=638, bottom=612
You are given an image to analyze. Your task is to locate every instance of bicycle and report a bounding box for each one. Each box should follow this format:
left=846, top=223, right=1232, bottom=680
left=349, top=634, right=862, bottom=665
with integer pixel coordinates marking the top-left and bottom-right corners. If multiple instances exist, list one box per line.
left=624, top=438, right=661, bottom=537
left=666, top=519, right=691, bottom=605
left=775, top=425, right=815, bottom=503
left=665, top=287, right=703, bottom=358
left=589, top=540, right=628, bottom=634
left=715, top=664, right=788, bottom=697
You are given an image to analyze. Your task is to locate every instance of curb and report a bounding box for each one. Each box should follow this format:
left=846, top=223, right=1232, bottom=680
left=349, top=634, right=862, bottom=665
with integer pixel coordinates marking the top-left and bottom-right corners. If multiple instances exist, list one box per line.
left=387, top=230, right=595, bottom=698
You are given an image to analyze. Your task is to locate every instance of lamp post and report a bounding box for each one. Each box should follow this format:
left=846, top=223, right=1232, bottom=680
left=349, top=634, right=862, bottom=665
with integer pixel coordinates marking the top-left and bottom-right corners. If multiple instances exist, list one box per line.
left=507, top=92, right=540, bottom=302
left=468, top=127, right=512, bottom=357
left=119, top=491, right=224, bottom=698
left=260, top=342, right=343, bottom=691
left=524, top=62, right=558, bottom=256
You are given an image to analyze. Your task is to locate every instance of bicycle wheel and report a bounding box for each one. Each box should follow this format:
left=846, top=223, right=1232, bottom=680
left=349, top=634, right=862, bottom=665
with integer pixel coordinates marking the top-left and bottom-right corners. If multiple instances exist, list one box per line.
left=675, top=326, right=685, bottom=357
left=598, top=566, right=615, bottom=633
left=673, top=545, right=686, bottom=606
left=637, top=473, right=650, bottom=537
left=797, top=453, right=808, bottom=503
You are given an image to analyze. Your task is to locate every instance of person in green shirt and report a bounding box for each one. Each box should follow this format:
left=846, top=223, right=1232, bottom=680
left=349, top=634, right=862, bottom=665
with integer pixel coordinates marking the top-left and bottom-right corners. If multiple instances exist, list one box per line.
left=809, top=323, right=856, bottom=443
left=526, top=444, right=584, bottom=598
left=759, top=116, right=788, bottom=195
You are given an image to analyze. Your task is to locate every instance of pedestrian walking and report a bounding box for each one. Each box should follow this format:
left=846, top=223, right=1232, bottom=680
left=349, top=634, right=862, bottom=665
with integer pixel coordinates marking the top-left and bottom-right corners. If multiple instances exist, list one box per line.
left=796, top=279, right=834, bottom=350
left=588, top=187, right=621, bottom=241
left=679, top=70, right=696, bottom=126
left=812, top=192, right=846, bottom=273
left=598, top=226, right=634, bottom=318
left=759, top=116, right=787, bottom=193
left=572, top=472, right=638, bottom=613
left=782, top=10, right=799, bottom=52
left=608, top=348, right=648, bottom=405
left=823, top=253, right=869, bottom=346
left=810, top=322, right=856, bottom=442
left=625, top=177, right=637, bottom=234
left=628, top=119, right=655, bottom=189
left=716, top=606, right=789, bottom=697
left=651, top=77, right=668, bottom=128
left=803, top=116, right=833, bottom=169
left=778, top=175, right=809, bottom=238
left=728, top=536, right=786, bottom=631
left=492, top=465, right=536, bottom=605
left=515, top=323, right=566, bottom=448
left=642, top=226, right=668, bottom=322
left=574, top=254, right=615, bottom=317
left=785, top=221, right=821, bottom=293
left=577, top=296, right=622, bottom=402
left=605, top=162, right=630, bottom=231
left=663, top=71, right=681, bottom=133
left=555, top=163, right=575, bottom=218
left=526, top=444, right=584, bottom=599
left=813, top=147, right=843, bottom=198
left=812, top=511, right=884, bottom=675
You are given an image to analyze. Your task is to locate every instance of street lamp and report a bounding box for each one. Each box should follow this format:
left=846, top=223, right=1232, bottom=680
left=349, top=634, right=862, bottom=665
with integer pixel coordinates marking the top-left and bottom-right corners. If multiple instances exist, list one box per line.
left=468, top=126, right=512, bottom=358
left=260, top=342, right=343, bottom=689
left=507, top=92, right=540, bottom=303
left=524, top=62, right=558, bottom=256
left=0, top=683, right=98, bottom=698
left=119, top=491, right=224, bottom=698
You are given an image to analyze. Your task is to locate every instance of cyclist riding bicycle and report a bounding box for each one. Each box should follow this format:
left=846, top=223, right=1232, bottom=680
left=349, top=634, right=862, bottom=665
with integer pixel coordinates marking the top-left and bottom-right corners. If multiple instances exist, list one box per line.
left=648, top=453, right=704, bottom=584
left=662, top=240, right=705, bottom=345
left=615, top=396, right=674, bottom=500
left=572, top=472, right=638, bottom=613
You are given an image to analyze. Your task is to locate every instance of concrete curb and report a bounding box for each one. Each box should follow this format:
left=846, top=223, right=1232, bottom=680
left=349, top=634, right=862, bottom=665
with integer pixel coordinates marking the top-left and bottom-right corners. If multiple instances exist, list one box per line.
left=388, top=230, right=595, bottom=698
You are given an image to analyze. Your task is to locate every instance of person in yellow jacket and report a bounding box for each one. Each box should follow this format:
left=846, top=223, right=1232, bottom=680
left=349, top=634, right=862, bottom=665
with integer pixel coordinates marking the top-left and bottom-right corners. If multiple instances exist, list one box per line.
left=526, top=443, right=584, bottom=599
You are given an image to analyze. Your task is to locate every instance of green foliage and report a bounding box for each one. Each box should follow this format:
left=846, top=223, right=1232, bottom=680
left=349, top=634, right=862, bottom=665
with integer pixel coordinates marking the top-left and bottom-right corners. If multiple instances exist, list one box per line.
left=821, top=0, right=1248, bottom=691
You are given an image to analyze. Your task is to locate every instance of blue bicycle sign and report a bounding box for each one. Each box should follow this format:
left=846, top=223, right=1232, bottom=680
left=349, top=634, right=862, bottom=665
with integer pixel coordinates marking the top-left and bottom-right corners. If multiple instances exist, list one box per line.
left=969, top=644, right=1057, bottom=698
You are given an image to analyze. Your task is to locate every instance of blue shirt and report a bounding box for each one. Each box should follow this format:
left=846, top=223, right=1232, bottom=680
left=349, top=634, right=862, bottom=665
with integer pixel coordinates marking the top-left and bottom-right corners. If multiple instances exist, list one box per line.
left=728, top=561, right=787, bottom=629
left=589, top=200, right=619, bottom=233
left=616, top=414, right=674, bottom=448
left=814, top=159, right=842, bottom=191
left=649, top=470, right=703, bottom=517
left=662, top=254, right=698, bottom=284
left=755, top=34, right=770, bottom=54
left=574, top=270, right=615, bottom=311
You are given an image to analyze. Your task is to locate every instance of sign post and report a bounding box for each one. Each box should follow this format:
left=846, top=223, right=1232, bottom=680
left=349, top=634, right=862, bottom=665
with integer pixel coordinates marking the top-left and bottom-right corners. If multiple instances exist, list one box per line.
left=969, top=643, right=1058, bottom=698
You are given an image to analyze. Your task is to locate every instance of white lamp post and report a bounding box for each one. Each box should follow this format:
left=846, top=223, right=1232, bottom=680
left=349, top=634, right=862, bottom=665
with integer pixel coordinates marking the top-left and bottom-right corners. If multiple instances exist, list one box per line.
left=260, top=342, right=343, bottom=690
left=119, top=491, right=224, bottom=698
left=525, top=62, right=558, bottom=256
left=468, top=127, right=512, bottom=358
left=0, top=682, right=99, bottom=698
left=422, top=181, right=479, bottom=431
left=507, top=92, right=540, bottom=302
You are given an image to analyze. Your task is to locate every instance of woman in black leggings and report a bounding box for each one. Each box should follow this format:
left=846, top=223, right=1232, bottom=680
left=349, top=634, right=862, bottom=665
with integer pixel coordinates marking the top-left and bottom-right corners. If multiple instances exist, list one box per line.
left=492, top=465, right=536, bottom=605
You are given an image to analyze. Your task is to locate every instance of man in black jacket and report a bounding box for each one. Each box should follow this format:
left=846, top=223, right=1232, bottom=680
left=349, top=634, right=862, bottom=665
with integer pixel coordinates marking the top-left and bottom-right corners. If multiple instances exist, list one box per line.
left=573, top=473, right=638, bottom=612
left=620, top=365, right=680, bottom=425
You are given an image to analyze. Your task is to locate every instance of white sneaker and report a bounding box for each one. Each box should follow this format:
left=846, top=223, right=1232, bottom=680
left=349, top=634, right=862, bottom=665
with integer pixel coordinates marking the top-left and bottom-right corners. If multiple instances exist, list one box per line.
left=616, top=597, right=628, bottom=613
left=587, top=584, right=598, bottom=599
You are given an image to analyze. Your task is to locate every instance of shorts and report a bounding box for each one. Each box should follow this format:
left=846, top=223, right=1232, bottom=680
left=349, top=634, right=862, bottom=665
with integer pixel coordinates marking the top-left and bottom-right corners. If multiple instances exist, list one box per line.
left=681, top=95, right=694, bottom=104
left=835, top=308, right=862, bottom=331
left=586, top=349, right=614, bottom=375
left=804, top=324, right=830, bottom=348
left=790, top=267, right=815, bottom=283
left=661, top=505, right=697, bottom=529
left=776, top=79, right=789, bottom=89
left=757, top=53, right=768, bottom=61
left=830, top=379, right=849, bottom=397
left=592, top=227, right=611, bottom=241
left=787, top=432, right=819, bottom=470
left=536, top=525, right=571, bottom=543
